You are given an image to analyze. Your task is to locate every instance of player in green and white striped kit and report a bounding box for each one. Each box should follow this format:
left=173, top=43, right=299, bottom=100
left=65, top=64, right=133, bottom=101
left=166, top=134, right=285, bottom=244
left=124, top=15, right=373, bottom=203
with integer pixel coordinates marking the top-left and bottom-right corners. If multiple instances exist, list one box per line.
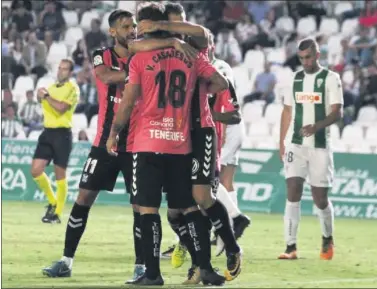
left=279, top=38, right=344, bottom=260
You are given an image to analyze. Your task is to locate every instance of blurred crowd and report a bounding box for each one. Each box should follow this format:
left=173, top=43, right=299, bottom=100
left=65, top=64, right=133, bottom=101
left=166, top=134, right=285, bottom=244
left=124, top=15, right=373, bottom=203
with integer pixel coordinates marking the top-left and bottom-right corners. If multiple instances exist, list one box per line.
left=1, top=0, right=377, bottom=141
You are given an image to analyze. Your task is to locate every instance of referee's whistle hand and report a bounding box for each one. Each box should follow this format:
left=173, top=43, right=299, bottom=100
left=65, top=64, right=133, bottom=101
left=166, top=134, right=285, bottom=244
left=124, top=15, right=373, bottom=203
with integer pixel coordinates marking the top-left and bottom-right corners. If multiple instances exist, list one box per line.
left=106, top=137, right=118, bottom=157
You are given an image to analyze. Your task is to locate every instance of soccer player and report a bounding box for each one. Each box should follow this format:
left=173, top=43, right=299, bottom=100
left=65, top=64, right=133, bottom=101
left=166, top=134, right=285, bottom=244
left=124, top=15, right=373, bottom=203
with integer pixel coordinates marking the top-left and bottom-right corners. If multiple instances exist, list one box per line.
left=32, top=59, right=79, bottom=224
left=139, top=3, right=242, bottom=283
left=279, top=38, right=343, bottom=260
left=107, top=3, right=229, bottom=286
left=41, top=9, right=198, bottom=280
left=207, top=33, right=251, bottom=254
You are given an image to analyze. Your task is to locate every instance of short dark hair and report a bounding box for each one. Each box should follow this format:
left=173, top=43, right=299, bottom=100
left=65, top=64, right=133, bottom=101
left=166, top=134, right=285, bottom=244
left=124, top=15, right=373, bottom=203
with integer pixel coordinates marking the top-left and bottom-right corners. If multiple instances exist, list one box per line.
left=137, top=2, right=169, bottom=38
left=108, top=9, right=133, bottom=27
left=61, top=59, right=74, bottom=72
left=164, top=2, right=185, bottom=17
left=298, top=38, right=319, bottom=53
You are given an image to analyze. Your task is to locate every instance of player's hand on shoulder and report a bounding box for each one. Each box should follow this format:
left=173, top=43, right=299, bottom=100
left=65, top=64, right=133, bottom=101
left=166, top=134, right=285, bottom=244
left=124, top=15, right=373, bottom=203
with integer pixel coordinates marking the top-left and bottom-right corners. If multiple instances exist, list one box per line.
left=137, top=20, right=160, bottom=36
left=173, top=38, right=198, bottom=61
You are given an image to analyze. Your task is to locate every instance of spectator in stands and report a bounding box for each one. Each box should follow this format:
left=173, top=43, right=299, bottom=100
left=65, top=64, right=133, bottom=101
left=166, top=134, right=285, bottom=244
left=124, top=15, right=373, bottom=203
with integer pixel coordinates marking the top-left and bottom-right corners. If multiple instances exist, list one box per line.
left=1, top=90, right=18, bottom=117
left=78, top=129, right=89, bottom=142
left=2, top=7, right=12, bottom=38
left=223, top=1, right=247, bottom=26
left=9, top=36, right=24, bottom=64
left=38, top=0, right=65, bottom=41
left=355, top=62, right=377, bottom=117
left=283, top=32, right=300, bottom=71
left=258, top=8, right=279, bottom=48
left=247, top=0, right=270, bottom=24
left=7, top=23, right=19, bottom=45
left=72, top=39, right=88, bottom=69
left=316, top=35, right=329, bottom=67
left=19, top=90, right=43, bottom=135
left=234, top=13, right=259, bottom=58
left=21, top=30, right=48, bottom=80
left=84, top=18, right=107, bottom=57
left=1, top=105, right=25, bottom=139
left=75, top=58, right=96, bottom=113
left=346, top=25, right=377, bottom=67
left=243, top=61, right=276, bottom=105
left=11, top=1, right=34, bottom=35
left=215, top=27, right=242, bottom=67
left=43, top=30, right=55, bottom=53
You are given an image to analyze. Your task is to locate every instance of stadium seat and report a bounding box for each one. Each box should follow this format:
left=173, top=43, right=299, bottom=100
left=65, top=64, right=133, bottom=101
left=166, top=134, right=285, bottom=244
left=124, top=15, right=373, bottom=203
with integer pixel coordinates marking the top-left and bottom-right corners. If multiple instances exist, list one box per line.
left=13, top=76, right=34, bottom=103
left=80, top=10, right=100, bottom=31
left=327, top=33, right=344, bottom=65
left=46, top=42, right=68, bottom=68
left=233, top=64, right=251, bottom=102
left=330, top=124, right=341, bottom=141
left=28, top=130, right=42, bottom=140
left=254, top=137, right=278, bottom=149
left=342, top=69, right=354, bottom=87
left=341, top=125, right=363, bottom=143
left=86, top=128, right=97, bottom=142
left=341, top=18, right=359, bottom=38
left=319, top=17, right=340, bottom=36
left=365, top=126, right=377, bottom=142
left=35, top=75, right=55, bottom=90
left=275, top=16, right=295, bottom=38
left=244, top=49, right=265, bottom=74
left=242, top=102, right=264, bottom=126
left=356, top=105, right=377, bottom=124
left=272, top=123, right=280, bottom=139
left=73, top=113, right=89, bottom=130
left=118, top=0, right=137, bottom=14
left=349, top=143, right=373, bottom=154
left=334, top=2, right=353, bottom=16
left=264, top=103, right=283, bottom=125
left=89, top=114, right=98, bottom=129
left=63, top=10, right=79, bottom=28
left=247, top=120, right=270, bottom=137
left=297, top=16, right=316, bottom=37
left=64, top=27, right=84, bottom=51
left=266, top=48, right=286, bottom=65
left=241, top=136, right=254, bottom=149
left=332, top=140, right=348, bottom=153
left=101, top=12, right=112, bottom=32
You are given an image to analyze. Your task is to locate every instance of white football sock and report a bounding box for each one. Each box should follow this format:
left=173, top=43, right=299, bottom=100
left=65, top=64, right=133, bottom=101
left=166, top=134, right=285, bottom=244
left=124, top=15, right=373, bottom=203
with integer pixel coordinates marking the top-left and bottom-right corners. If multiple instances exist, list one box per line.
left=217, top=183, right=241, bottom=219
left=284, top=201, right=301, bottom=246
left=317, top=201, right=334, bottom=238
left=228, top=190, right=238, bottom=208
left=61, top=256, right=73, bottom=269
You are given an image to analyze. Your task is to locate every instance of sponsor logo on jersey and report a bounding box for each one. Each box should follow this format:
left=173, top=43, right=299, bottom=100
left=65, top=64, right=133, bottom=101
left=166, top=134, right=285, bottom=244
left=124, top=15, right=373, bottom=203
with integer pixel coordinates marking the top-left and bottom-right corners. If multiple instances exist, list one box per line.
left=110, top=96, right=121, bottom=103
left=93, top=55, right=103, bottom=66
left=295, top=92, right=322, bottom=104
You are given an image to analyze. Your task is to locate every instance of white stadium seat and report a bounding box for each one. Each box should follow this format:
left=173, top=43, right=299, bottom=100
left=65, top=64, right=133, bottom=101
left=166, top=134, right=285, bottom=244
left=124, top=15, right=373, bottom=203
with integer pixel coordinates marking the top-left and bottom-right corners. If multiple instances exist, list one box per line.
left=28, top=130, right=43, bottom=140
left=13, top=76, right=34, bottom=104
left=244, top=50, right=265, bottom=74
left=341, top=125, right=363, bottom=144
left=342, top=69, right=354, bottom=87
left=341, top=18, right=359, bottom=38
left=233, top=64, right=251, bottom=102
left=254, top=137, right=278, bottom=149
left=80, top=10, right=100, bottom=31
left=46, top=42, right=68, bottom=68
left=319, top=17, right=340, bottom=36
left=63, top=10, right=79, bottom=28
left=101, top=12, right=112, bottom=32
left=266, top=48, right=286, bottom=64
left=241, top=136, right=254, bottom=149
left=334, top=2, right=353, bottom=16
left=365, top=126, right=377, bottom=143
left=356, top=106, right=377, bottom=124
left=247, top=121, right=270, bottom=137
left=89, top=114, right=98, bottom=129
left=35, top=75, right=55, bottom=90
left=297, top=16, right=316, bottom=37
left=64, top=27, right=84, bottom=50
left=264, top=103, right=283, bottom=125
left=242, top=102, right=264, bottom=126
left=275, top=16, right=295, bottom=37
left=118, top=0, right=137, bottom=14
left=73, top=113, right=89, bottom=130
left=332, top=140, right=349, bottom=153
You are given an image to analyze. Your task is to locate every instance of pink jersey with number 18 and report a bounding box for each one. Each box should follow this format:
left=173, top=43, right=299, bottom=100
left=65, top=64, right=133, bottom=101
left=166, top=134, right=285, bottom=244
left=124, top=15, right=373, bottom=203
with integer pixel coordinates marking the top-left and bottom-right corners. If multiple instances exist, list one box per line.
left=128, top=47, right=217, bottom=154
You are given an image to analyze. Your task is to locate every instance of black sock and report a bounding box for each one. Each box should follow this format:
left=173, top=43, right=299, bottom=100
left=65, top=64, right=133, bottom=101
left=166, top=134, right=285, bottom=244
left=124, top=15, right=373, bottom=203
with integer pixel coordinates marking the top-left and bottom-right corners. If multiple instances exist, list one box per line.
left=63, top=202, right=90, bottom=258
left=140, top=214, right=162, bottom=279
left=133, top=211, right=144, bottom=265
left=168, top=213, right=198, bottom=266
left=206, top=200, right=240, bottom=254
left=184, top=211, right=212, bottom=270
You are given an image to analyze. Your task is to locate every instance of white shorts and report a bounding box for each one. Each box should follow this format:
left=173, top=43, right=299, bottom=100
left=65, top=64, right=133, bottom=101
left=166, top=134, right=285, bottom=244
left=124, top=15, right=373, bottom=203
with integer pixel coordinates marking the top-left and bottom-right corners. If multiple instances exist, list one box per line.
left=284, top=144, right=334, bottom=187
left=220, top=123, right=244, bottom=166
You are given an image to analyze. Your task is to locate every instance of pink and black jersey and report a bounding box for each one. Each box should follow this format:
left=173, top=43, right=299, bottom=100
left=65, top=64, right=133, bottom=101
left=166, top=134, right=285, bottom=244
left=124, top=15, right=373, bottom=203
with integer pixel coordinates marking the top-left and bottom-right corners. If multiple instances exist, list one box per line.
left=92, top=47, right=132, bottom=152
left=128, top=47, right=217, bottom=154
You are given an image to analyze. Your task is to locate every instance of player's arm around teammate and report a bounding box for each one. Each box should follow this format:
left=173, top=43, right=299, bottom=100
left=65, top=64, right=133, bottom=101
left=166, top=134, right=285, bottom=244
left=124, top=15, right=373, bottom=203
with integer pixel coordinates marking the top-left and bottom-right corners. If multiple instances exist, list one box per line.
left=31, top=59, right=79, bottom=224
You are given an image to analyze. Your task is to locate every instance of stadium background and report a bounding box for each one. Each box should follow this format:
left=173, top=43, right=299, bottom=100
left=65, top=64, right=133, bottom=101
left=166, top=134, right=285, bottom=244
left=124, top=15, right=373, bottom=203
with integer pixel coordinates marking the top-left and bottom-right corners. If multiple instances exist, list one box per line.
left=1, top=0, right=377, bottom=288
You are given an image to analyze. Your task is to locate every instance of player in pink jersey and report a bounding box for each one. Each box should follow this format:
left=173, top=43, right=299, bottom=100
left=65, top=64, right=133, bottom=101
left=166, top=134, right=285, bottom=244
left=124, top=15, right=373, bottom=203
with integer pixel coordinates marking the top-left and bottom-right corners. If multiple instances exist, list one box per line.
left=106, top=3, right=229, bottom=286
left=138, top=3, right=243, bottom=283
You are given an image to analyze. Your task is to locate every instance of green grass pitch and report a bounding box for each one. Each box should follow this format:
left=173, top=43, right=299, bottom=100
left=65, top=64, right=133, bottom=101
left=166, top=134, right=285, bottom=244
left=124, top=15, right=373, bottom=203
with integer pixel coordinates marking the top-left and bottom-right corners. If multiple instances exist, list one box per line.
left=2, top=201, right=377, bottom=288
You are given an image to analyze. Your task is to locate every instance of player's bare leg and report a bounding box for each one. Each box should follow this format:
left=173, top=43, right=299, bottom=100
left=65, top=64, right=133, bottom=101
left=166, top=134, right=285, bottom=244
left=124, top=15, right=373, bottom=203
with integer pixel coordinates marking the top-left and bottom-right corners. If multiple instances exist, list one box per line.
left=219, top=165, right=250, bottom=240
left=311, top=186, right=334, bottom=260
left=42, top=189, right=99, bottom=277
left=193, top=185, right=242, bottom=281
left=278, top=177, right=304, bottom=260
left=31, top=159, right=57, bottom=223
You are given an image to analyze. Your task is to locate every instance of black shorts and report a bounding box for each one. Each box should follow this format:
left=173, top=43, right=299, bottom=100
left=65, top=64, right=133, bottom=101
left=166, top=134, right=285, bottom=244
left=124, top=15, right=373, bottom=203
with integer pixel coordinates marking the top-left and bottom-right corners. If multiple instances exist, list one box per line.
left=79, top=146, right=135, bottom=203
left=33, top=128, right=73, bottom=168
left=191, top=127, right=217, bottom=186
left=133, top=152, right=195, bottom=209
